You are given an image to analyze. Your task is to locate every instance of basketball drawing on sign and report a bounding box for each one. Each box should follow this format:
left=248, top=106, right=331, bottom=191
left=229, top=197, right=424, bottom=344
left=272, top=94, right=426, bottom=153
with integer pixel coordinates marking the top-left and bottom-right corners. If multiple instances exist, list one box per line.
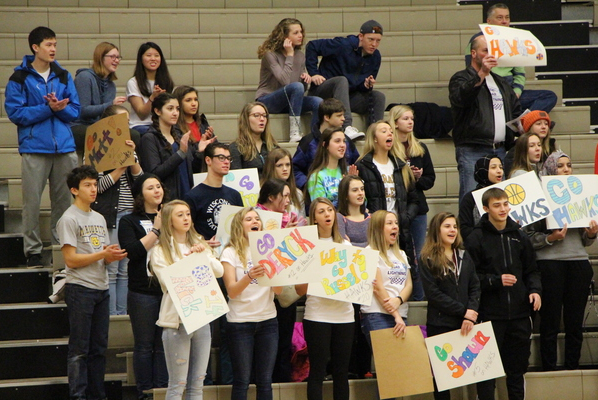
left=504, top=183, right=525, bottom=205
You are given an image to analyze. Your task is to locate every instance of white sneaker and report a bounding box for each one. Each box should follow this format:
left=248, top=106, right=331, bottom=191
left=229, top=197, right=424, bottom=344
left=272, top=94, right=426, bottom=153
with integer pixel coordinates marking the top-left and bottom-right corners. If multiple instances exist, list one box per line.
left=344, top=126, right=365, bottom=140
left=48, top=269, right=67, bottom=304
left=289, top=131, right=303, bottom=143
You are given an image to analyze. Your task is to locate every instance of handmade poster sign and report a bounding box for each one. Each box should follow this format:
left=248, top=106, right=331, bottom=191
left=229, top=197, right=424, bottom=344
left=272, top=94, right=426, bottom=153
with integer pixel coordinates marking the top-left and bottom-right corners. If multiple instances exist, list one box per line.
left=193, top=168, right=260, bottom=207
left=215, top=205, right=282, bottom=249
left=542, top=174, right=598, bottom=229
left=84, top=112, right=135, bottom=172
left=248, top=226, right=319, bottom=286
left=371, top=326, right=434, bottom=399
left=306, top=243, right=378, bottom=306
left=480, top=24, right=547, bottom=67
left=159, top=251, right=228, bottom=334
left=473, top=171, right=550, bottom=227
left=425, top=322, right=504, bottom=392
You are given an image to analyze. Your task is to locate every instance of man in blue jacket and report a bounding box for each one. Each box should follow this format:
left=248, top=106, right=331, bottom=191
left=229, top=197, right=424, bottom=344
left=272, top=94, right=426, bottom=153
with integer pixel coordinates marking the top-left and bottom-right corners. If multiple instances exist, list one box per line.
left=306, top=20, right=385, bottom=141
left=4, top=26, right=80, bottom=267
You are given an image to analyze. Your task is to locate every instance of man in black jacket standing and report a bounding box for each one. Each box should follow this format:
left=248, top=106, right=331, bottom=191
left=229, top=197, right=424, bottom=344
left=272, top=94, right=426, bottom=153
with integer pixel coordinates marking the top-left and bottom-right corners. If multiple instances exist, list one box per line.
left=466, top=188, right=541, bottom=400
left=449, top=35, right=521, bottom=201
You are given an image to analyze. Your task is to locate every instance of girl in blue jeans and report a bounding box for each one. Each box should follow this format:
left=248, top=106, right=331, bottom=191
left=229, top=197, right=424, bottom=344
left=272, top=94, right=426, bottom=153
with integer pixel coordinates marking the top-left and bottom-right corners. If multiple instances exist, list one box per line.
left=151, top=200, right=224, bottom=400
left=256, top=18, right=322, bottom=143
left=361, top=210, right=412, bottom=347
left=221, top=207, right=281, bottom=400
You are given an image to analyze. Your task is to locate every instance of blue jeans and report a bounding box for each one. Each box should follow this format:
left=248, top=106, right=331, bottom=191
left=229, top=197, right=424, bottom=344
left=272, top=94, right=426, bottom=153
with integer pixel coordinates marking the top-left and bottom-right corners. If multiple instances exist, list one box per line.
left=108, top=210, right=129, bottom=315
left=228, top=317, right=279, bottom=400
left=411, top=214, right=427, bottom=261
left=258, top=82, right=322, bottom=129
left=361, top=312, right=407, bottom=349
left=65, top=283, right=110, bottom=400
left=519, top=89, right=557, bottom=113
left=128, top=290, right=168, bottom=397
left=162, top=324, right=211, bottom=400
left=455, top=145, right=506, bottom=201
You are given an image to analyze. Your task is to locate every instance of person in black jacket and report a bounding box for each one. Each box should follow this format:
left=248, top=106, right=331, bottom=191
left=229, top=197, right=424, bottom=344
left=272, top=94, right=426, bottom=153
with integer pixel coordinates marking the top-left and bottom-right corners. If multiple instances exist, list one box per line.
left=356, top=121, right=422, bottom=298
left=466, top=188, right=541, bottom=400
left=449, top=35, right=521, bottom=201
left=118, top=173, right=168, bottom=399
left=420, top=212, right=480, bottom=400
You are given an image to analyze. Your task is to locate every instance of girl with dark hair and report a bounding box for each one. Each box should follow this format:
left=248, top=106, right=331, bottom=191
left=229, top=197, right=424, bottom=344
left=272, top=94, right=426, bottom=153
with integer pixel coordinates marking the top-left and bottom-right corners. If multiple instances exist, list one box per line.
left=458, top=155, right=504, bottom=242
left=261, top=148, right=304, bottom=218
left=127, top=42, right=174, bottom=134
left=138, top=93, right=200, bottom=200
left=420, top=212, right=480, bottom=400
left=230, top=102, right=279, bottom=177
left=256, top=178, right=306, bottom=228
left=118, top=174, right=168, bottom=399
left=336, top=175, right=369, bottom=248
left=256, top=18, right=322, bottom=143
left=508, top=132, right=542, bottom=179
left=306, top=127, right=348, bottom=208
left=172, top=85, right=215, bottom=147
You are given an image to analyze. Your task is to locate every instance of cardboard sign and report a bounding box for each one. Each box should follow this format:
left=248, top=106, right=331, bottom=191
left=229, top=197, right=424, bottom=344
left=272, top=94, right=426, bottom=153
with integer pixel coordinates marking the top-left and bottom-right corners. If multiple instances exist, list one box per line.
left=542, top=174, right=598, bottom=229
left=84, top=113, right=135, bottom=172
left=371, top=326, right=434, bottom=399
left=480, top=24, right=547, bottom=67
left=425, top=322, right=505, bottom=392
left=194, top=168, right=260, bottom=207
left=216, top=205, right=282, bottom=250
left=306, top=243, right=378, bottom=306
left=473, top=171, right=550, bottom=227
left=248, top=226, right=319, bottom=286
left=158, top=251, right=228, bottom=334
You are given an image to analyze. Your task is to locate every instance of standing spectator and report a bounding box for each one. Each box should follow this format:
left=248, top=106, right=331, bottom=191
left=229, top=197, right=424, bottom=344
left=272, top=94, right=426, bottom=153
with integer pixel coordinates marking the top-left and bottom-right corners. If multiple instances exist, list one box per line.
left=118, top=173, right=168, bottom=399
left=256, top=18, right=322, bottom=143
left=466, top=188, right=541, bottom=400
left=229, top=102, right=279, bottom=177
left=4, top=26, right=80, bottom=267
left=449, top=35, right=521, bottom=200
left=336, top=175, right=370, bottom=248
left=465, top=3, right=557, bottom=113
left=388, top=104, right=436, bottom=260
left=526, top=151, right=597, bottom=371
left=127, top=42, right=174, bottom=134
left=262, top=148, right=305, bottom=219
left=420, top=212, right=480, bottom=400
left=220, top=207, right=281, bottom=399
left=458, top=155, right=504, bottom=242
left=508, top=132, right=542, bottom=179
left=58, top=165, right=127, bottom=400
left=151, top=200, right=224, bottom=400
left=293, top=99, right=360, bottom=189
left=306, top=20, right=386, bottom=140
left=138, top=93, right=200, bottom=200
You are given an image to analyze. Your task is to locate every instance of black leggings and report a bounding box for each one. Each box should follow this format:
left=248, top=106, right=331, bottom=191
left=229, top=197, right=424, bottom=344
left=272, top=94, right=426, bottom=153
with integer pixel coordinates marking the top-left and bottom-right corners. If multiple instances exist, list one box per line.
left=303, top=320, right=354, bottom=400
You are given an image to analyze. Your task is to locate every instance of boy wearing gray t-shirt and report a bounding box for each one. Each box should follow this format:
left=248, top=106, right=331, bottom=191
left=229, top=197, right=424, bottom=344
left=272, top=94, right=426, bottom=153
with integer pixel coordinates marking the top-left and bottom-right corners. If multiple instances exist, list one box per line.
left=57, top=165, right=127, bottom=400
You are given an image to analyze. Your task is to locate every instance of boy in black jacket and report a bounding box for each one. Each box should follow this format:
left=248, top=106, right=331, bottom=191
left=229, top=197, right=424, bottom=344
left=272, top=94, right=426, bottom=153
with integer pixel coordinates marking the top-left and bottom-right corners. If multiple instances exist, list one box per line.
left=466, top=188, right=541, bottom=400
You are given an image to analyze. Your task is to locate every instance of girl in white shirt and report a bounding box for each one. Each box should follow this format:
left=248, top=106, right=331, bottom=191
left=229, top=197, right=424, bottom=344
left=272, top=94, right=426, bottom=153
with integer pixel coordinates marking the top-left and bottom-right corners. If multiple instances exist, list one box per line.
left=296, top=197, right=353, bottom=400
left=220, top=207, right=281, bottom=400
left=151, top=200, right=223, bottom=400
left=361, top=210, right=413, bottom=348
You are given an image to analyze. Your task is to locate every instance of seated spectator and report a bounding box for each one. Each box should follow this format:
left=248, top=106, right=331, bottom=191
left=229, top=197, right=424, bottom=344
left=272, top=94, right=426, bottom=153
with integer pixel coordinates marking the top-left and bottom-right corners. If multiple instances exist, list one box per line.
left=293, top=98, right=360, bottom=189
left=256, top=178, right=306, bottom=228
left=508, top=132, right=542, bottom=179
left=173, top=85, right=216, bottom=151
left=464, top=3, right=557, bottom=113
left=256, top=18, right=322, bottom=143
left=127, top=42, right=174, bottom=134
left=261, top=148, right=305, bottom=218
left=306, top=20, right=386, bottom=140
left=229, top=102, right=279, bottom=177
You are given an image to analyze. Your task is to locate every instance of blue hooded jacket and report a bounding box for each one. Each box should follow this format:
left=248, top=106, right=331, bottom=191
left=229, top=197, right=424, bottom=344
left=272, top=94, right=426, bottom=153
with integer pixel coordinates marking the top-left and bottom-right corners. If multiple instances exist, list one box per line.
left=5, top=55, right=79, bottom=154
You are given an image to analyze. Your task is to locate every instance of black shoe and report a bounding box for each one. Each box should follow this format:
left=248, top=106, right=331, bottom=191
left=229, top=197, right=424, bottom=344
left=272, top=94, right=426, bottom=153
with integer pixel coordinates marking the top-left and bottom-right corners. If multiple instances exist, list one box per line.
left=27, top=254, right=43, bottom=268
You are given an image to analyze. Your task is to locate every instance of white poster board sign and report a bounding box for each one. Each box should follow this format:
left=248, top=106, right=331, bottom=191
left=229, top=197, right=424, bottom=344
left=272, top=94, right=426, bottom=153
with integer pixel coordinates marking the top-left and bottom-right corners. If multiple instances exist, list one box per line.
left=480, top=24, right=547, bottom=67
left=473, top=171, right=550, bottom=227
left=425, top=322, right=505, bottom=392
left=159, top=251, right=228, bottom=334
left=248, top=226, right=319, bottom=286
left=306, top=243, right=378, bottom=306
left=542, top=174, right=598, bottom=229
left=194, top=168, right=260, bottom=207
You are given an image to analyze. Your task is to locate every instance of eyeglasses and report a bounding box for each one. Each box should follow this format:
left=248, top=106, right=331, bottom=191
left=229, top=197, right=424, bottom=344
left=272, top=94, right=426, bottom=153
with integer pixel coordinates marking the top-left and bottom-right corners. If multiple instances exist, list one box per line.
left=104, top=54, right=122, bottom=61
left=249, top=113, right=268, bottom=119
left=212, top=154, right=233, bottom=162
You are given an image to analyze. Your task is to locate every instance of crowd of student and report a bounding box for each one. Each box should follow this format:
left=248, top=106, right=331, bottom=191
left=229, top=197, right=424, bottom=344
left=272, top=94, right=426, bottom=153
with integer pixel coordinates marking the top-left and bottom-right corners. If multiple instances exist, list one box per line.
left=4, top=5, right=596, bottom=400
